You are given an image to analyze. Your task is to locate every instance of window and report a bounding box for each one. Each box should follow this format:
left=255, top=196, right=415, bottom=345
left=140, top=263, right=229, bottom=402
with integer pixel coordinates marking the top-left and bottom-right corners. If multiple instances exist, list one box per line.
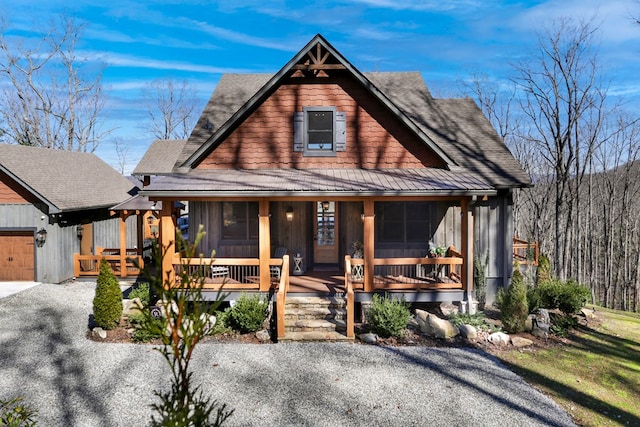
left=307, top=109, right=334, bottom=151
left=375, top=202, right=430, bottom=246
left=222, top=202, right=259, bottom=241
left=293, top=107, right=346, bottom=156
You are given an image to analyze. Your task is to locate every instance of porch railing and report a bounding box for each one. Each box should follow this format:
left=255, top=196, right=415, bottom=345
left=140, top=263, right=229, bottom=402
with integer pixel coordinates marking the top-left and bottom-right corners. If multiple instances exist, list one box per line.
left=344, top=256, right=356, bottom=338
left=74, top=253, right=143, bottom=278
left=513, top=237, right=539, bottom=266
left=172, top=257, right=285, bottom=290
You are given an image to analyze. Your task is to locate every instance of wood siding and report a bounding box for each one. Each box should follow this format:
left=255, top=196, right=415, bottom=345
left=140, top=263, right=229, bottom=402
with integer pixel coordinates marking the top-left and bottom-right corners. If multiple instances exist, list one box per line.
left=93, top=216, right=138, bottom=250
left=0, top=171, right=38, bottom=204
left=196, top=75, right=446, bottom=170
left=474, top=193, right=514, bottom=303
left=0, top=205, right=79, bottom=283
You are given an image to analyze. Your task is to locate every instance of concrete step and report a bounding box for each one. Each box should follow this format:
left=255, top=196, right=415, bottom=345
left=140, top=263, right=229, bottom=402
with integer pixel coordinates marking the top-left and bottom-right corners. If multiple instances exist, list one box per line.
left=285, top=296, right=345, bottom=308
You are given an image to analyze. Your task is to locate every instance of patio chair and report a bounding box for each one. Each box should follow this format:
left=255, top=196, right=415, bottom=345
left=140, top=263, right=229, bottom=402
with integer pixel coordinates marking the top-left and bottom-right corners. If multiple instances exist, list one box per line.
left=270, top=246, right=288, bottom=279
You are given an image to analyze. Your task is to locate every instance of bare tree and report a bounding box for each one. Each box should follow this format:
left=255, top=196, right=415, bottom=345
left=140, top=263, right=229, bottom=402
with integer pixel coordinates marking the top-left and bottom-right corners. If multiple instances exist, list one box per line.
left=512, top=17, right=609, bottom=279
left=113, top=137, right=130, bottom=175
left=0, top=15, right=109, bottom=151
left=142, top=78, right=198, bottom=140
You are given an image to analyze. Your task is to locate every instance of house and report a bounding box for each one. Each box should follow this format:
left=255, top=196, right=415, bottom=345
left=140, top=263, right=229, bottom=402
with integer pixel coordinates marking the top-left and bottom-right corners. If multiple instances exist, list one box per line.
left=0, top=143, right=139, bottom=283
left=137, top=34, right=531, bottom=339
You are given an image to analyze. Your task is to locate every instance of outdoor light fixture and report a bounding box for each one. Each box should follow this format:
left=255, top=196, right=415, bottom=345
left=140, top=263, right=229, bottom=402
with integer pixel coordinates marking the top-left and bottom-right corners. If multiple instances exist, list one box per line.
left=286, top=206, right=294, bottom=222
left=150, top=201, right=159, bottom=211
left=321, top=201, right=330, bottom=211
left=76, top=225, right=83, bottom=239
left=147, top=213, right=156, bottom=225
left=35, top=228, right=47, bottom=247
left=361, top=213, right=365, bottom=222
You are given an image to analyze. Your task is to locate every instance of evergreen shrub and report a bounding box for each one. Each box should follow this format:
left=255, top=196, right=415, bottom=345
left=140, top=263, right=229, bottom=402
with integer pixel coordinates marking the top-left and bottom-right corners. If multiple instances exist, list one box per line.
left=500, top=266, right=528, bottom=333
left=127, top=282, right=150, bottom=306
left=368, top=293, right=411, bottom=338
left=228, top=294, right=268, bottom=333
left=92, top=259, right=123, bottom=330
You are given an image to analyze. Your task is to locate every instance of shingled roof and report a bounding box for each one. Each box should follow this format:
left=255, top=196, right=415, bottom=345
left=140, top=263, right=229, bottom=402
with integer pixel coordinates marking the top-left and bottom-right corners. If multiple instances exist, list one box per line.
left=143, top=34, right=530, bottom=196
left=133, top=139, right=187, bottom=176
left=0, top=144, right=137, bottom=213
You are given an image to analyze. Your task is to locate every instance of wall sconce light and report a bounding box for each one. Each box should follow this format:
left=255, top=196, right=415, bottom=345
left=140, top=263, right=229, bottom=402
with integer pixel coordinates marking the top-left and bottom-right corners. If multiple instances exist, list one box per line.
left=76, top=225, right=83, bottom=239
left=35, top=228, right=47, bottom=247
left=286, top=206, right=294, bottom=222
left=361, top=213, right=365, bottom=222
left=321, top=201, right=330, bottom=211
left=147, top=213, right=156, bottom=225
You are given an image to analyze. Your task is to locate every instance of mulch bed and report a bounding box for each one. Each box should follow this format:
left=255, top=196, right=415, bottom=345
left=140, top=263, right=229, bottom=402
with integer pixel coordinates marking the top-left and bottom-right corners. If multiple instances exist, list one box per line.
left=88, top=307, right=601, bottom=357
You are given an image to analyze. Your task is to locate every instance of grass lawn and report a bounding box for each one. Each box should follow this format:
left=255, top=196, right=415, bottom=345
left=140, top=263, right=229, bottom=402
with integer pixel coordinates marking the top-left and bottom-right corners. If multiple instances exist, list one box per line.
left=494, top=306, right=640, bottom=426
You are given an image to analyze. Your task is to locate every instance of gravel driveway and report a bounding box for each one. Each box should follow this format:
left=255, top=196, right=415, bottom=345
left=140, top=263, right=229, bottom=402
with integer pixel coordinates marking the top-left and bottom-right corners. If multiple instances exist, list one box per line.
left=0, top=282, right=576, bottom=427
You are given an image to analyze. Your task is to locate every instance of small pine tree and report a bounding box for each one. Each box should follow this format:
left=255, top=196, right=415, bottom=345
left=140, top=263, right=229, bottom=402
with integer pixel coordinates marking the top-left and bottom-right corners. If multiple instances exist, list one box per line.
left=501, top=265, right=528, bottom=333
left=93, top=258, right=123, bottom=329
left=536, top=254, right=551, bottom=285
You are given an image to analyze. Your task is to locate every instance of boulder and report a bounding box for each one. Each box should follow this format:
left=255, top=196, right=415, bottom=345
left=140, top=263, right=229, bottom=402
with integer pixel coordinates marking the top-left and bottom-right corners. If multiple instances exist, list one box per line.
left=122, top=298, right=144, bottom=316
left=92, top=327, right=107, bottom=340
left=458, top=324, right=478, bottom=340
left=525, top=314, right=536, bottom=332
left=359, top=333, right=378, bottom=344
left=488, top=332, right=510, bottom=346
left=438, top=302, right=458, bottom=317
left=511, top=336, right=533, bottom=348
left=255, top=329, right=271, bottom=342
left=415, top=309, right=458, bottom=339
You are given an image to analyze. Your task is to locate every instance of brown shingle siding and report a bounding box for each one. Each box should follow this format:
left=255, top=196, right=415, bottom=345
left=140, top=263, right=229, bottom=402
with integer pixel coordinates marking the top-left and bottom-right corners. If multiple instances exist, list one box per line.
left=196, top=76, right=444, bottom=170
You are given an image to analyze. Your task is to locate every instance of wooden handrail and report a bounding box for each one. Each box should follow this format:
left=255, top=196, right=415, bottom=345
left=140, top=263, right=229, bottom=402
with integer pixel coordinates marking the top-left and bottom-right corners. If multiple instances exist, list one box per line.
left=513, top=237, right=539, bottom=266
left=344, top=256, right=355, bottom=338
left=276, top=255, right=289, bottom=339
left=74, top=253, right=143, bottom=277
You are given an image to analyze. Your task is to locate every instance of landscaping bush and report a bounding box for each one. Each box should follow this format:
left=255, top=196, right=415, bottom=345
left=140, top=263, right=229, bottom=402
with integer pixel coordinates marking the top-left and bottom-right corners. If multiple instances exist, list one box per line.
left=128, top=312, right=164, bottom=343
left=127, top=282, right=150, bottom=306
left=448, top=312, right=499, bottom=333
left=210, top=308, right=233, bottom=335
left=500, top=267, right=528, bottom=333
left=92, top=259, right=123, bottom=330
left=536, top=253, right=551, bottom=285
left=528, top=279, right=590, bottom=315
left=0, top=396, right=37, bottom=427
left=367, top=293, right=411, bottom=338
left=228, top=293, right=268, bottom=334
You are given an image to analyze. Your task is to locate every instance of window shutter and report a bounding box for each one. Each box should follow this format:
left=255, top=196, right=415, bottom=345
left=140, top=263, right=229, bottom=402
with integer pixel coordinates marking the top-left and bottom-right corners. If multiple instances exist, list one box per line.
left=293, top=112, right=304, bottom=152
left=335, top=111, right=346, bottom=151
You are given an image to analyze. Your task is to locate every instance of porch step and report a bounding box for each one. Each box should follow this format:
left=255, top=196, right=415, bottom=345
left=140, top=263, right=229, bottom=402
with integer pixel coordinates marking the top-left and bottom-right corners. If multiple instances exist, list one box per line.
left=282, top=296, right=351, bottom=341
left=279, top=330, right=353, bottom=342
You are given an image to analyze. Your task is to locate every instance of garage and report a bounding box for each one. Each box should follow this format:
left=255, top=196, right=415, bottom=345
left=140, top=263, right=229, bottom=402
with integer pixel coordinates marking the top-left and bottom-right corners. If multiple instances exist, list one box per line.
left=0, top=231, right=35, bottom=281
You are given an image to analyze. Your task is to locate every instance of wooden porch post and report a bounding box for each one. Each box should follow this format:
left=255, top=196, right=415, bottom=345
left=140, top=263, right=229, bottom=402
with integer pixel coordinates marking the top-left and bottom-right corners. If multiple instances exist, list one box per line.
left=119, top=213, right=127, bottom=278
left=136, top=212, right=144, bottom=258
left=363, top=199, right=375, bottom=293
left=159, top=201, right=176, bottom=286
left=461, top=198, right=475, bottom=297
left=258, top=199, right=272, bottom=292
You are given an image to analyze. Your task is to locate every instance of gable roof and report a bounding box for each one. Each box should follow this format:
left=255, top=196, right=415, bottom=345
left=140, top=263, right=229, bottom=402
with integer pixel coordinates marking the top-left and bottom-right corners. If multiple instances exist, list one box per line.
left=133, top=139, right=187, bottom=176
left=141, top=34, right=530, bottom=197
left=0, top=144, right=137, bottom=213
left=178, top=34, right=456, bottom=172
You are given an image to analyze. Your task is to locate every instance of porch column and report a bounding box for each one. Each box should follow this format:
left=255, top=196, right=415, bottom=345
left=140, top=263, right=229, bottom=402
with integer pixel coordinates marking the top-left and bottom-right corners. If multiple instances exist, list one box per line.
left=136, top=212, right=144, bottom=258
left=258, top=199, right=272, bottom=292
left=159, top=201, right=176, bottom=286
left=119, top=212, right=128, bottom=278
left=363, top=199, right=375, bottom=293
left=461, top=198, right=474, bottom=298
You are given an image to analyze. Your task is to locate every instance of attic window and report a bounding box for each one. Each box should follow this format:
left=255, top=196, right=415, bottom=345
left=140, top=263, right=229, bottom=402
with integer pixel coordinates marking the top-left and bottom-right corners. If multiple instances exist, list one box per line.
left=294, top=107, right=346, bottom=156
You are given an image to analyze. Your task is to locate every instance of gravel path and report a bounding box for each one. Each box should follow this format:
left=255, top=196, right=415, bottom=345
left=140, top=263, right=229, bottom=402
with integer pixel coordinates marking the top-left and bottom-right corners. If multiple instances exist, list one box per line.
left=0, top=282, right=576, bottom=427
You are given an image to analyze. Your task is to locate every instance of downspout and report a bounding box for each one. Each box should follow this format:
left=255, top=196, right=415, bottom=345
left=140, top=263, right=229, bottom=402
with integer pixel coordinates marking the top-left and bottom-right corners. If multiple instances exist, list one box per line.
left=465, top=195, right=477, bottom=304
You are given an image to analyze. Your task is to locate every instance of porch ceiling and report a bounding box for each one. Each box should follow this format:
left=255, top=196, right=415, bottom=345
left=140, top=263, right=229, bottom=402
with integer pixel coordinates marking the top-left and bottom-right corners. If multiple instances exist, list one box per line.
left=140, top=167, right=496, bottom=198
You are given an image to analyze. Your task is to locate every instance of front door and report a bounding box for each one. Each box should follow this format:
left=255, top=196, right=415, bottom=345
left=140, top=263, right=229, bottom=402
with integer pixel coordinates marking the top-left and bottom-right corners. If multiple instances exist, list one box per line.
left=313, top=201, right=338, bottom=264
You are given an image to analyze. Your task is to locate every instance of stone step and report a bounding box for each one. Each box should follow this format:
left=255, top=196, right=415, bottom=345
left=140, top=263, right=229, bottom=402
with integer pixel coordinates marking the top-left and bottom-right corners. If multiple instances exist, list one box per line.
left=279, top=330, right=353, bottom=342
left=284, top=318, right=346, bottom=333
left=285, top=296, right=345, bottom=308
left=284, top=306, right=346, bottom=321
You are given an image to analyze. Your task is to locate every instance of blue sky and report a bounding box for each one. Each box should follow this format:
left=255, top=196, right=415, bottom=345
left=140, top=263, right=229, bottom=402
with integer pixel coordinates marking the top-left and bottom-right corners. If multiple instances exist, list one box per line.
left=1, top=0, right=639, bottom=174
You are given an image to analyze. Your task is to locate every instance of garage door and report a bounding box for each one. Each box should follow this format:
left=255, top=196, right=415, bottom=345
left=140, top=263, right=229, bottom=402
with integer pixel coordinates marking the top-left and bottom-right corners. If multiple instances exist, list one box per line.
left=0, top=231, right=35, bottom=281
